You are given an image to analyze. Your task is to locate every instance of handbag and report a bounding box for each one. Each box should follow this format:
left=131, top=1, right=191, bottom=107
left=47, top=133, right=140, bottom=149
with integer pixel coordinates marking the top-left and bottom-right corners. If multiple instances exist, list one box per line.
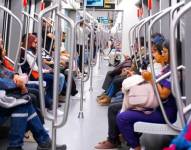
left=122, top=74, right=144, bottom=91
left=128, top=83, right=158, bottom=109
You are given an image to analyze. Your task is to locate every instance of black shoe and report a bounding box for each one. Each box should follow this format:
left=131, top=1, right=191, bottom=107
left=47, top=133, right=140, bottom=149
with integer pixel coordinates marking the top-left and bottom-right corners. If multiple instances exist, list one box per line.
left=71, top=90, right=78, bottom=96
left=37, top=140, right=67, bottom=150
left=37, top=145, right=67, bottom=150
left=7, top=147, right=23, bottom=150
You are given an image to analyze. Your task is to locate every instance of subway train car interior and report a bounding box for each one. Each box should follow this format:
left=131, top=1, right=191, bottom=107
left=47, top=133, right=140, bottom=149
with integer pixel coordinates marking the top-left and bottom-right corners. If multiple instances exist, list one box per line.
left=1, top=0, right=191, bottom=150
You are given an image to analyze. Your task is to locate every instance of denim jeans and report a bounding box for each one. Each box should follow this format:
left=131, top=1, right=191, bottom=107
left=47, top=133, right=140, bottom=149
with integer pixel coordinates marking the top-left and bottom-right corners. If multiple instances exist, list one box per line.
left=0, top=102, right=50, bottom=148
left=58, top=73, right=65, bottom=94
left=43, top=73, right=65, bottom=109
left=106, top=83, right=117, bottom=98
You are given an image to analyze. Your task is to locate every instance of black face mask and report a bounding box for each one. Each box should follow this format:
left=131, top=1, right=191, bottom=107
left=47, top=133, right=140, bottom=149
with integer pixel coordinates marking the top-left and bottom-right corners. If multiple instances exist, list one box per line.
left=30, top=47, right=37, bottom=54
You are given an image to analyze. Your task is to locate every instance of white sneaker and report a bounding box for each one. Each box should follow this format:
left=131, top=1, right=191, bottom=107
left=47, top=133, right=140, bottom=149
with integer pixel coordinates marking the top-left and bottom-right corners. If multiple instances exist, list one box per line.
left=46, top=109, right=64, bottom=119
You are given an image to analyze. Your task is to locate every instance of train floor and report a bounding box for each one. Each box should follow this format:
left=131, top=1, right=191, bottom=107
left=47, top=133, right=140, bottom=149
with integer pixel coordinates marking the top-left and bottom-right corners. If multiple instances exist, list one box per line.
left=0, top=58, right=174, bottom=150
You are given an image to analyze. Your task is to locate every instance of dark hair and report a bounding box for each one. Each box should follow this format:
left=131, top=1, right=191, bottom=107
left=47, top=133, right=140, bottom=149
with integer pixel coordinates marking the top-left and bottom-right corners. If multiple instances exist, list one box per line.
left=162, top=40, right=169, bottom=50
left=0, top=39, right=4, bottom=61
left=151, top=33, right=165, bottom=55
left=135, top=36, right=144, bottom=47
left=0, top=48, right=3, bottom=61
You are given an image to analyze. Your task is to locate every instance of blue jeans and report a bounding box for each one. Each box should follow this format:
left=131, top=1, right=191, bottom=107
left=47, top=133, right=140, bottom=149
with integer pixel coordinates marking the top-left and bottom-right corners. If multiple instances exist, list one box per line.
left=43, top=73, right=65, bottom=109
left=106, top=83, right=117, bottom=98
left=59, top=73, right=65, bottom=94
left=0, top=103, right=50, bottom=148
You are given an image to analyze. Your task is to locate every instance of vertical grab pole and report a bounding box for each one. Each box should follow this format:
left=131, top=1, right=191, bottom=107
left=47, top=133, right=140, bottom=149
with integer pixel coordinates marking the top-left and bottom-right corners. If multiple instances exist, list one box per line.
left=56, top=11, right=75, bottom=127
left=51, top=1, right=60, bottom=149
left=98, top=29, right=101, bottom=69
left=78, top=0, right=87, bottom=119
left=7, top=16, right=13, bottom=58
left=170, top=1, right=191, bottom=127
left=89, top=24, right=94, bottom=92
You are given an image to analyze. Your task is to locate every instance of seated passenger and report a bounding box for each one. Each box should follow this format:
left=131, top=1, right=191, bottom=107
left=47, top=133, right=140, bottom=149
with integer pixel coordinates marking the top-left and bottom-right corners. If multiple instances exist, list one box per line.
left=116, top=40, right=177, bottom=150
left=95, top=37, right=177, bottom=150
left=101, top=53, right=132, bottom=92
left=0, top=39, right=66, bottom=150
left=23, top=34, right=65, bottom=111
left=0, top=37, right=45, bottom=123
left=97, top=34, right=164, bottom=106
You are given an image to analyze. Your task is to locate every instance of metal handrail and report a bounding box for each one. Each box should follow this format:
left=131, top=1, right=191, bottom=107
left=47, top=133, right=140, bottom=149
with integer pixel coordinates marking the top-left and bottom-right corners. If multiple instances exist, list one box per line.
left=128, top=23, right=139, bottom=57
left=74, top=19, right=94, bottom=80
left=81, top=22, right=93, bottom=82
left=0, top=6, right=23, bottom=72
left=170, top=0, right=191, bottom=127
left=137, top=11, right=163, bottom=63
left=35, top=12, right=56, bottom=54
left=19, top=11, right=39, bottom=66
left=56, top=11, right=75, bottom=127
left=156, top=65, right=185, bottom=83
left=130, top=19, right=145, bottom=67
left=37, top=4, right=59, bottom=121
left=148, top=2, right=186, bottom=131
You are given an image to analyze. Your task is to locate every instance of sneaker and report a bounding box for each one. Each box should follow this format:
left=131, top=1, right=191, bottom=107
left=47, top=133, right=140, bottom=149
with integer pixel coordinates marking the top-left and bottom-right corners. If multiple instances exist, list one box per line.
left=46, top=109, right=64, bottom=119
left=37, top=140, right=67, bottom=150
left=7, top=147, right=23, bottom=150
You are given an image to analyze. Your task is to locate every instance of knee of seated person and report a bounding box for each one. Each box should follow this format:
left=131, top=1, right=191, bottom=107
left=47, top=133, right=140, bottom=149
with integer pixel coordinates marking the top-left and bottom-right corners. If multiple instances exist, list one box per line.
left=108, top=103, right=117, bottom=114
left=116, top=112, right=132, bottom=125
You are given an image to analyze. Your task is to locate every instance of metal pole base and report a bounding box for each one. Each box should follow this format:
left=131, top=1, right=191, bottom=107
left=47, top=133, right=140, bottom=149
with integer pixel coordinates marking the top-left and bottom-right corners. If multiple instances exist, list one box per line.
left=78, top=111, right=84, bottom=118
left=89, top=87, right=93, bottom=92
left=71, top=96, right=86, bottom=101
left=54, top=144, right=67, bottom=150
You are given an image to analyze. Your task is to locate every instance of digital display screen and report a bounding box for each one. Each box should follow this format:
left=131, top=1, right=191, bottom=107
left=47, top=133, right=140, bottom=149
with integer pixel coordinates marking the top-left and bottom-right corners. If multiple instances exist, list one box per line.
left=97, top=16, right=109, bottom=24
left=86, top=0, right=104, bottom=7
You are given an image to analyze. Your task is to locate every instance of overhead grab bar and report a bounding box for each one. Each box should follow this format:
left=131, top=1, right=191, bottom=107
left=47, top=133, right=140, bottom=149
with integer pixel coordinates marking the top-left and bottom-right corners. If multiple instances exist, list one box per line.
left=0, top=5, right=23, bottom=72
left=170, top=0, right=191, bottom=127
left=148, top=2, right=185, bottom=131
